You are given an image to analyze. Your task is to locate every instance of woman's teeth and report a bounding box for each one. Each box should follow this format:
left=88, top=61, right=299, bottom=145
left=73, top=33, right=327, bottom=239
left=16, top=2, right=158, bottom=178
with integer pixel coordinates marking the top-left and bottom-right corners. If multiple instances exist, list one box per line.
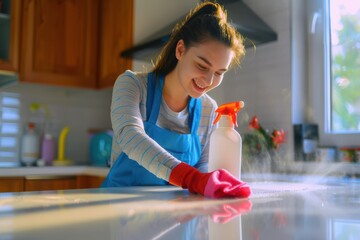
left=193, top=79, right=206, bottom=89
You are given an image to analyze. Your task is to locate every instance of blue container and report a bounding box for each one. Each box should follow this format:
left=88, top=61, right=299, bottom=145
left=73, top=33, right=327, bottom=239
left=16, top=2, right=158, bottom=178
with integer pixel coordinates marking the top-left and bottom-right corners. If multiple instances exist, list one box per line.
left=90, top=132, right=112, bottom=167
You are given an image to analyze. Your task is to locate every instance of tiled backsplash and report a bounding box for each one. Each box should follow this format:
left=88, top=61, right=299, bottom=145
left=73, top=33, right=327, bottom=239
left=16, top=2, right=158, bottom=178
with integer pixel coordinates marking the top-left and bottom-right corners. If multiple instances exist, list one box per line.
left=2, top=83, right=112, bottom=165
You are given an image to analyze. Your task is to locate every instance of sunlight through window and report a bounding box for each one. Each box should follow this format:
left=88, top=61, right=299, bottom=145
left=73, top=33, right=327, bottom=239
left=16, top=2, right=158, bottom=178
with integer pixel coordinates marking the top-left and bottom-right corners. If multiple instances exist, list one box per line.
left=329, top=0, right=360, bottom=132
left=0, top=93, right=21, bottom=167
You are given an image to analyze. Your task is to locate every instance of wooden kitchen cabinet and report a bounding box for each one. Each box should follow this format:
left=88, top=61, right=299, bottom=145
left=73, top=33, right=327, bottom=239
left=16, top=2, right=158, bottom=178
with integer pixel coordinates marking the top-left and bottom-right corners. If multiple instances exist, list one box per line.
left=25, top=175, right=78, bottom=191
left=0, top=0, right=21, bottom=72
left=97, top=0, right=133, bottom=88
left=20, top=0, right=99, bottom=88
left=77, top=175, right=105, bottom=189
left=0, top=175, right=106, bottom=193
left=0, top=177, right=25, bottom=192
left=20, top=0, right=133, bottom=89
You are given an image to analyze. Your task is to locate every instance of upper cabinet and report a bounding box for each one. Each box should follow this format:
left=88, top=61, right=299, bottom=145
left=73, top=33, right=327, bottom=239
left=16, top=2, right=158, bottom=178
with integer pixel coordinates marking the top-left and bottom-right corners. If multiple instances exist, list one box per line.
left=19, top=0, right=133, bottom=89
left=97, top=0, right=133, bottom=89
left=0, top=0, right=21, bottom=72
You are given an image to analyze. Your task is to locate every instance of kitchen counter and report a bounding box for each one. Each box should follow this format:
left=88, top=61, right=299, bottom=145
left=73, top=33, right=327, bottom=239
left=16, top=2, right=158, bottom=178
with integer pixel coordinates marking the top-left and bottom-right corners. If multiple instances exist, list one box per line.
left=0, top=175, right=359, bottom=240
left=0, top=166, right=109, bottom=177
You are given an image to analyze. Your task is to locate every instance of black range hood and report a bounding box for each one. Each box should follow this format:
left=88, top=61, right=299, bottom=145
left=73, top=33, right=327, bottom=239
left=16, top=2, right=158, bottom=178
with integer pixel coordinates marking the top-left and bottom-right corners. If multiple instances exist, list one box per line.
left=122, top=0, right=277, bottom=61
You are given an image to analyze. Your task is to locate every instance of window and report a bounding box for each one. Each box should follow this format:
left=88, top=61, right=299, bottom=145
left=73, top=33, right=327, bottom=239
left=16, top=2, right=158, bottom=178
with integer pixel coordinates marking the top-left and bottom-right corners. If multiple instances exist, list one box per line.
left=329, top=0, right=360, bottom=132
left=0, top=92, right=21, bottom=166
left=306, top=0, right=360, bottom=147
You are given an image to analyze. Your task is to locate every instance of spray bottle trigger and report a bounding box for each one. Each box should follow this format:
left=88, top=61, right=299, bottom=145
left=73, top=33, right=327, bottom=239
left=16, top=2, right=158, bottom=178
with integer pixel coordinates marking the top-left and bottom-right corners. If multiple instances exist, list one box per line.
left=213, top=113, right=222, bottom=125
left=212, top=101, right=244, bottom=126
left=231, top=113, right=238, bottom=127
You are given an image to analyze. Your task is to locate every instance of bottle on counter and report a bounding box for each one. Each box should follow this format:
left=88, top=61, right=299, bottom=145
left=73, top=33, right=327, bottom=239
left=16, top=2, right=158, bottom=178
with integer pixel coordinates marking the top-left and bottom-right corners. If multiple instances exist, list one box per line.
left=21, top=122, right=40, bottom=166
left=41, top=133, right=56, bottom=166
left=208, top=101, right=244, bottom=179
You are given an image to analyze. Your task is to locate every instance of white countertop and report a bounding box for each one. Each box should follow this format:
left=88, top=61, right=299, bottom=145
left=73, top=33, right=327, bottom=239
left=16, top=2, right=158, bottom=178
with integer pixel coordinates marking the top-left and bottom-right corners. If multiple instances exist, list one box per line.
left=0, top=175, right=359, bottom=240
left=0, top=166, right=109, bottom=177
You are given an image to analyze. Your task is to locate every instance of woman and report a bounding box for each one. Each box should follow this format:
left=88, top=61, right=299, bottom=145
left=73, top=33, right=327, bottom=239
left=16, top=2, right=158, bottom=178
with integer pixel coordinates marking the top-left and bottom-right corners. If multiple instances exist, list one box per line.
left=102, top=1, right=251, bottom=198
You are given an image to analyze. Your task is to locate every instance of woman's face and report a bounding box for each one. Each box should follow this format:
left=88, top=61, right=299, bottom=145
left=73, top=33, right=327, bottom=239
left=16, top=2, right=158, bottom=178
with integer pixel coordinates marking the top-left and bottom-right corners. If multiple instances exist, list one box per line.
left=175, top=39, right=234, bottom=99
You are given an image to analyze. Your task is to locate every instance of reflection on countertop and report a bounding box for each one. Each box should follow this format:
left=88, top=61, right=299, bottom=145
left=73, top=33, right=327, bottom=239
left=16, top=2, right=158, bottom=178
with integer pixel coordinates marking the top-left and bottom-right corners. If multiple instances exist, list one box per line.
left=0, top=175, right=359, bottom=240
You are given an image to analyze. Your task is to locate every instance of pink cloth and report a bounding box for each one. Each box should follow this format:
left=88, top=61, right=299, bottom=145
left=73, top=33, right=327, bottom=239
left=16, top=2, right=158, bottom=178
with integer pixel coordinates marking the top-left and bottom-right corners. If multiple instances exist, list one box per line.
left=204, top=169, right=251, bottom=198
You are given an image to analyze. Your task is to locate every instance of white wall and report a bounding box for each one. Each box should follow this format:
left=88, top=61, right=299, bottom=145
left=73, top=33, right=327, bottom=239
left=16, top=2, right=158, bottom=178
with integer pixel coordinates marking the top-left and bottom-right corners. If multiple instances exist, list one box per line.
left=218, top=0, right=293, bottom=156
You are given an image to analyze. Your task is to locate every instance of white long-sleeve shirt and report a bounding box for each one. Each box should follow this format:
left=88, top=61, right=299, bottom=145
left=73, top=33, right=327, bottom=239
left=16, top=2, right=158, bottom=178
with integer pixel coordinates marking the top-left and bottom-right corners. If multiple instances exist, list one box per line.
left=110, top=70, right=217, bottom=181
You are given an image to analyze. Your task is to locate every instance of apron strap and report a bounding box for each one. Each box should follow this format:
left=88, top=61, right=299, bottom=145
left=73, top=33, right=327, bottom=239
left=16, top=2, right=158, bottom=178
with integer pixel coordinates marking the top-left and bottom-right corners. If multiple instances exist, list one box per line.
left=146, top=72, right=164, bottom=124
left=188, top=97, right=202, bottom=134
left=146, top=72, right=201, bottom=134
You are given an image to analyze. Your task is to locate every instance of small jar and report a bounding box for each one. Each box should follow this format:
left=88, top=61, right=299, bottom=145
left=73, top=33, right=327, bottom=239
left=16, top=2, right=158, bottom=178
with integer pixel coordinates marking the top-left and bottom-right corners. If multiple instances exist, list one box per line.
left=41, top=134, right=55, bottom=165
left=338, top=148, right=356, bottom=163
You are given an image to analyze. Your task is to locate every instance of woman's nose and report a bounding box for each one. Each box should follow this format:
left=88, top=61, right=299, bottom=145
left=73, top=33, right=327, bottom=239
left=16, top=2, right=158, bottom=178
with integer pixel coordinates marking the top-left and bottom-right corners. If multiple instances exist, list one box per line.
left=205, top=72, right=214, bottom=86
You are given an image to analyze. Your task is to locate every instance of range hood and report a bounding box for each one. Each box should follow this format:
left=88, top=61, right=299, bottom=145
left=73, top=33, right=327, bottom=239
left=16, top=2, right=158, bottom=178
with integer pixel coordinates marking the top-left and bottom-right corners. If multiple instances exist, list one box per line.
left=121, top=0, right=277, bottom=61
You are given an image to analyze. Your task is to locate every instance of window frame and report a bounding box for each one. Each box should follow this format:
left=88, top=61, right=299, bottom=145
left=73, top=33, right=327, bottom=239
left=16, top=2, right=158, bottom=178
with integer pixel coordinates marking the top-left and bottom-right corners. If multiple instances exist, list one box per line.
left=306, top=0, right=360, bottom=147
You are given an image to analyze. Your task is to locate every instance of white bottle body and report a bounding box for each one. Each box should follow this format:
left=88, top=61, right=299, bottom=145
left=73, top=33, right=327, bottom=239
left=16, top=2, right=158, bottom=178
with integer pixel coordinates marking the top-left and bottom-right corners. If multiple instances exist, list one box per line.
left=21, top=123, right=40, bottom=166
left=208, top=115, right=242, bottom=179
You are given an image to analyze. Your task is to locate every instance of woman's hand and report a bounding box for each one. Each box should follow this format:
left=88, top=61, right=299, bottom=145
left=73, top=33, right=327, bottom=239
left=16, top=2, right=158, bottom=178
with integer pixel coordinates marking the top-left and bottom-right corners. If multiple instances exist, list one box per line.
left=169, top=162, right=251, bottom=198
left=204, top=169, right=251, bottom=198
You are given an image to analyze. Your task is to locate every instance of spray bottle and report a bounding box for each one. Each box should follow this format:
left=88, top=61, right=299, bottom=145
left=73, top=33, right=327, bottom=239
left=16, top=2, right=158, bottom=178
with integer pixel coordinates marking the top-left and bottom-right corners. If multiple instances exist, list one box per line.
left=21, top=122, right=40, bottom=166
left=208, top=101, right=245, bottom=179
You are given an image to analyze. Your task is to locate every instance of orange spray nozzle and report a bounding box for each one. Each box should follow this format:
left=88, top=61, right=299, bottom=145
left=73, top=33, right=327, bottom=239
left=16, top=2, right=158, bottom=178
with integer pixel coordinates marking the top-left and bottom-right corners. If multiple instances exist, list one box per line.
left=213, top=101, right=245, bottom=127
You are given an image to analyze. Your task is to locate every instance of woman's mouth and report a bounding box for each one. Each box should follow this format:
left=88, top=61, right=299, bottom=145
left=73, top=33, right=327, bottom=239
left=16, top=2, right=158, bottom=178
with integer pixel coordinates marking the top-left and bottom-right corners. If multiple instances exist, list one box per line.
left=193, top=79, right=207, bottom=92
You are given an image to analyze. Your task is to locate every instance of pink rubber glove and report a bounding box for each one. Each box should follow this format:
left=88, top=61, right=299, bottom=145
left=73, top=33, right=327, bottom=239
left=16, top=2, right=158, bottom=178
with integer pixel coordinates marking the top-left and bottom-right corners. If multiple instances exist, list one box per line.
left=169, top=162, right=251, bottom=198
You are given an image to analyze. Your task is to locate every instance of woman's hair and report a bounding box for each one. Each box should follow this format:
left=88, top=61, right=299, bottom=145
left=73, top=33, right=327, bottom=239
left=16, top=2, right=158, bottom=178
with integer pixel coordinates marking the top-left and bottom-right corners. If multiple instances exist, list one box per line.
left=153, top=1, right=245, bottom=76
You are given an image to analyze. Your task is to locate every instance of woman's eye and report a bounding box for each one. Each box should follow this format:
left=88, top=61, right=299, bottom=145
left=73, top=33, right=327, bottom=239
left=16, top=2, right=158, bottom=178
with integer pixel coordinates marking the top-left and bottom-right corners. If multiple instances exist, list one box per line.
left=198, top=64, right=207, bottom=71
left=215, top=72, right=224, bottom=77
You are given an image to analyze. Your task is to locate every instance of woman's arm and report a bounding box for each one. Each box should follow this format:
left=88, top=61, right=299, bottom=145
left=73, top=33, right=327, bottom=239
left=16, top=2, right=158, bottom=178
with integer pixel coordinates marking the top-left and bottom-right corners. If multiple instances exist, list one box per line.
left=111, top=71, right=181, bottom=181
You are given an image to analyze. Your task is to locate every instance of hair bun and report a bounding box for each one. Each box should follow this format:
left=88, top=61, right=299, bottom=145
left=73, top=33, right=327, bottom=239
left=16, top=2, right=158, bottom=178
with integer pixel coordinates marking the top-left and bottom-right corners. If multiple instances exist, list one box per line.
left=185, top=2, right=226, bottom=24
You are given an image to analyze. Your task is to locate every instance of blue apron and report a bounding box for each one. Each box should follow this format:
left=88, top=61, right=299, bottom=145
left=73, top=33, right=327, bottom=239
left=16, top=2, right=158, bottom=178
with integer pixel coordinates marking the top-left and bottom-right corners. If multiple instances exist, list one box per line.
left=102, top=73, right=202, bottom=186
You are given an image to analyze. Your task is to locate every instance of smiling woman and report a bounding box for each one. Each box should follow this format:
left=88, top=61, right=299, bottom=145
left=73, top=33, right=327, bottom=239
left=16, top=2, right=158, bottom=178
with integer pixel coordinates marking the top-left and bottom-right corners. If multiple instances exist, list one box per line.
left=101, top=1, right=250, bottom=199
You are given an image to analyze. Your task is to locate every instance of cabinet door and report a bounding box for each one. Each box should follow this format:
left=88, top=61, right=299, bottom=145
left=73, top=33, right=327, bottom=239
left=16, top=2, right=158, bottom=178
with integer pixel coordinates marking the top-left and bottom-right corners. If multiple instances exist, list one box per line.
left=0, top=0, right=21, bottom=72
left=76, top=175, right=105, bottom=189
left=0, top=177, right=24, bottom=192
left=97, top=0, right=133, bottom=89
left=20, top=0, right=99, bottom=88
left=25, top=176, right=77, bottom=191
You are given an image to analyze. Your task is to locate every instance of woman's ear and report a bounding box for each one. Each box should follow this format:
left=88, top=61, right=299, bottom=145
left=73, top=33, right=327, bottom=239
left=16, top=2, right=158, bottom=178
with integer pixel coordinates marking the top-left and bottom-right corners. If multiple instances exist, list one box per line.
left=175, top=39, right=186, bottom=60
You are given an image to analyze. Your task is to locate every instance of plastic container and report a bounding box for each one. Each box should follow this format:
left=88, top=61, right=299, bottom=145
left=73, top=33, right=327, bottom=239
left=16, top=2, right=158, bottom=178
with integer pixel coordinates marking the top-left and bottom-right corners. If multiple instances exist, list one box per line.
left=208, top=101, right=244, bottom=179
left=21, top=122, right=40, bottom=166
left=90, top=132, right=112, bottom=167
left=41, top=133, right=55, bottom=165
